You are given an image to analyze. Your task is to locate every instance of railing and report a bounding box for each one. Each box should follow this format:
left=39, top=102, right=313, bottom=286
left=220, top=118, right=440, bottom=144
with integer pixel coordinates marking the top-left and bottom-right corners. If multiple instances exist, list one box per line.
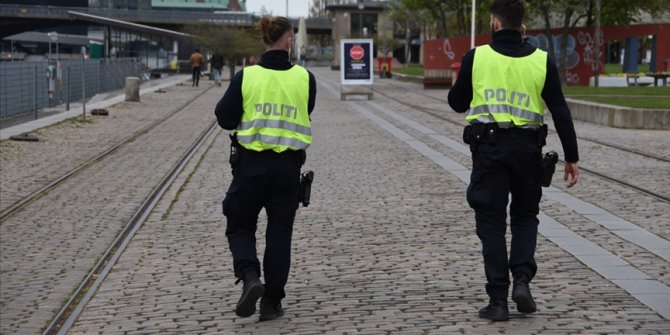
left=0, top=58, right=143, bottom=119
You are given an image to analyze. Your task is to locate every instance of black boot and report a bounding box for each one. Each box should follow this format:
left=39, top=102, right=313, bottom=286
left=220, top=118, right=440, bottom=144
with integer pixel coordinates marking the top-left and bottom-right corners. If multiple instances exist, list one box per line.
left=512, top=277, right=537, bottom=314
left=235, top=272, right=264, bottom=317
left=259, top=298, right=284, bottom=321
left=478, top=299, right=509, bottom=321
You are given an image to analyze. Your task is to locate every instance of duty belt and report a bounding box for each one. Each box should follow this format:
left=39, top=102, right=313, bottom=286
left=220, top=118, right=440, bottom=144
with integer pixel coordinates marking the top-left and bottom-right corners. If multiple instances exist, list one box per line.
left=241, top=147, right=303, bottom=160
left=463, top=123, right=548, bottom=151
left=228, top=134, right=306, bottom=173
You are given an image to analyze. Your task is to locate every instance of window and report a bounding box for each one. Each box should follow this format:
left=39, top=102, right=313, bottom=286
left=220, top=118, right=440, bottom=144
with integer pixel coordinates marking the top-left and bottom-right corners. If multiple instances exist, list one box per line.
left=350, top=13, right=377, bottom=38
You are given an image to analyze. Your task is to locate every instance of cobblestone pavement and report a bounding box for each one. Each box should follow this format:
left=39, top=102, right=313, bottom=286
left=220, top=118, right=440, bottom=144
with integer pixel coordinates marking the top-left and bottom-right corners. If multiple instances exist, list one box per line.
left=0, top=81, right=226, bottom=334
left=1, top=69, right=668, bottom=334
left=59, top=68, right=670, bottom=334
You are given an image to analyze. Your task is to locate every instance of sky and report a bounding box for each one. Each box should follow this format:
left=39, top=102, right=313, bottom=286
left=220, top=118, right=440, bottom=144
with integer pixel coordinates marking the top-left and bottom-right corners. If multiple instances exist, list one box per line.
left=245, top=0, right=311, bottom=18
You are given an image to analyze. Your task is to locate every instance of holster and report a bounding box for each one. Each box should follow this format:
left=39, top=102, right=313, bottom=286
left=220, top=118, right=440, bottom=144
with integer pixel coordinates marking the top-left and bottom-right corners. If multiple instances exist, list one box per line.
left=299, top=170, right=314, bottom=207
left=229, top=133, right=241, bottom=173
left=540, top=150, right=559, bottom=187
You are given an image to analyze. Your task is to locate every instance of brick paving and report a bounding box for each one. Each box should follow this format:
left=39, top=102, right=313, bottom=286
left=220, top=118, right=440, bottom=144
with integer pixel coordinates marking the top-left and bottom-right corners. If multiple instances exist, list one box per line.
left=1, top=69, right=669, bottom=334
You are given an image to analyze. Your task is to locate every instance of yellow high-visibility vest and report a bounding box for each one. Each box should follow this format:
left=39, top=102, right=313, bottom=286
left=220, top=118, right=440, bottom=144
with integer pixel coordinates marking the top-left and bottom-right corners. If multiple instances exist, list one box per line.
left=467, top=44, right=547, bottom=128
left=238, top=65, right=311, bottom=152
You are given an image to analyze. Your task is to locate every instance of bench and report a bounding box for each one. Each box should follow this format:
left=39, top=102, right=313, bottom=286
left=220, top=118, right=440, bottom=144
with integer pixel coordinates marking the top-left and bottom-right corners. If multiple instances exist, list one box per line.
left=646, top=72, right=670, bottom=86
left=625, top=73, right=651, bottom=87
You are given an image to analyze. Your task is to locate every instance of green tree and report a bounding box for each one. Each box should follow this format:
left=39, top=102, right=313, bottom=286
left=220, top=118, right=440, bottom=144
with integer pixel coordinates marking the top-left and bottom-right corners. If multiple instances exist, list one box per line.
left=400, top=0, right=451, bottom=37
left=184, top=23, right=263, bottom=79
left=591, top=0, right=670, bottom=26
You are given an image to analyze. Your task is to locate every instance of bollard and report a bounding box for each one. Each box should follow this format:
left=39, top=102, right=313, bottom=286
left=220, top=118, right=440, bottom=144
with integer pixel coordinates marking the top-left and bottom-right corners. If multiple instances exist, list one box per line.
left=125, top=76, right=140, bottom=102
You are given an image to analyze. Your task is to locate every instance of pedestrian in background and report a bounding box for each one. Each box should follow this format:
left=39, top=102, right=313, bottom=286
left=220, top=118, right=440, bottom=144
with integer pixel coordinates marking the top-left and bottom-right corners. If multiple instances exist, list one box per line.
left=214, top=15, right=316, bottom=322
left=211, top=51, right=224, bottom=87
left=448, top=0, right=580, bottom=322
left=189, top=49, right=203, bottom=87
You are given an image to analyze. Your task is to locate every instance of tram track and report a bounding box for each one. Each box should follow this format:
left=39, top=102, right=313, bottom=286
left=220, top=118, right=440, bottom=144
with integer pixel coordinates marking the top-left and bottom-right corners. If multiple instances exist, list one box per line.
left=0, top=82, right=221, bottom=335
left=0, top=87, right=213, bottom=223
left=41, top=120, right=220, bottom=335
left=370, top=84, right=669, bottom=203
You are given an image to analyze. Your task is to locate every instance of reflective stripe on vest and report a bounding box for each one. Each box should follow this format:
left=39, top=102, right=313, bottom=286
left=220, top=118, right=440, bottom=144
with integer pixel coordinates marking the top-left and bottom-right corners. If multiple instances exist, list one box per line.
left=467, top=44, right=547, bottom=129
left=239, top=65, right=311, bottom=152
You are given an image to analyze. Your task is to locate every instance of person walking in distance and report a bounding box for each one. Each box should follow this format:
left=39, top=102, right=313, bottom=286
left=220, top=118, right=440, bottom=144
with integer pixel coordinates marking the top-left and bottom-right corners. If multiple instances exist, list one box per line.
left=211, top=51, right=224, bottom=87
left=214, top=16, right=316, bottom=322
left=448, top=0, right=580, bottom=321
left=189, top=49, right=204, bottom=87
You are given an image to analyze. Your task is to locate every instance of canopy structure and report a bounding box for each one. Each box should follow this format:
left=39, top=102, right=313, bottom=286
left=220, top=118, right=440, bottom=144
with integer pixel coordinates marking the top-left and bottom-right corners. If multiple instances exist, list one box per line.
left=67, top=10, right=191, bottom=69
left=68, top=11, right=190, bottom=39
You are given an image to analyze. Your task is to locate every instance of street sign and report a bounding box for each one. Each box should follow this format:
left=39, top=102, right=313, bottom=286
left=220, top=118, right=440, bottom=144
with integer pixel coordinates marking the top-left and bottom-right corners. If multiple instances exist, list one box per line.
left=340, top=39, right=373, bottom=86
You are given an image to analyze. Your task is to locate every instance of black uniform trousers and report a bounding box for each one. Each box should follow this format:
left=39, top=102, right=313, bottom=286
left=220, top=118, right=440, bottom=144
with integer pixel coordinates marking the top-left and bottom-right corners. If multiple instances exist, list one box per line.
left=223, top=149, right=301, bottom=303
left=466, top=129, right=543, bottom=301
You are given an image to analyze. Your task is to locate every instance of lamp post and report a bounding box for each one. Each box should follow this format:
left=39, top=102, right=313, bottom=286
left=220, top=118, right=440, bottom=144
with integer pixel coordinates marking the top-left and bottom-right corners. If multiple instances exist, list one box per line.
left=470, top=0, right=476, bottom=49
left=593, top=0, right=602, bottom=87
left=358, top=4, right=364, bottom=37
left=47, top=32, right=52, bottom=60
left=48, top=31, right=58, bottom=60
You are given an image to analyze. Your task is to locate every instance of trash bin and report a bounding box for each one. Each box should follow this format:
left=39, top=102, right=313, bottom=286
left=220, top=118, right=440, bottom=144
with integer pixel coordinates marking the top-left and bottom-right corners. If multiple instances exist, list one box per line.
left=450, top=62, right=461, bottom=86
left=378, top=56, right=393, bottom=78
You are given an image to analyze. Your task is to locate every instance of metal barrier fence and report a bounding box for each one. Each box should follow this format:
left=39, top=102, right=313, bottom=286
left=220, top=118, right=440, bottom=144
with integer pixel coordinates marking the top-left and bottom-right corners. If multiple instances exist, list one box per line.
left=0, top=58, right=142, bottom=119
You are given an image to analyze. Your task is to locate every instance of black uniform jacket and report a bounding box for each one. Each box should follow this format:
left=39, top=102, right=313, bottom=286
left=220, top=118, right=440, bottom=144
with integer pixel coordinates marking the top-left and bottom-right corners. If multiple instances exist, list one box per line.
left=215, top=50, right=316, bottom=131
left=448, top=29, right=579, bottom=163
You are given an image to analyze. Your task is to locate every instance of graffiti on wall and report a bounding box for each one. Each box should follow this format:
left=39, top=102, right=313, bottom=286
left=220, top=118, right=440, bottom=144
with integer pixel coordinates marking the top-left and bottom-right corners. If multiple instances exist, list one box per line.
left=443, top=38, right=456, bottom=60
left=577, top=31, right=605, bottom=72
left=525, top=31, right=603, bottom=85
left=424, top=24, right=666, bottom=86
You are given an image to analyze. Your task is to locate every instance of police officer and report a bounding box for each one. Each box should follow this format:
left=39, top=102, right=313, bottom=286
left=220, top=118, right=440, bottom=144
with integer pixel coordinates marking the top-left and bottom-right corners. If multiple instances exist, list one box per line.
left=448, top=0, right=579, bottom=321
left=214, top=16, right=316, bottom=321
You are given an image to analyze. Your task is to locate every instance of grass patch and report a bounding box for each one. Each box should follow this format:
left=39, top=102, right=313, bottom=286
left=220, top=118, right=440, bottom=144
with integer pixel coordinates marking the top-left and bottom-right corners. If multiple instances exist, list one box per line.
left=569, top=96, right=670, bottom=109
left=563, top=86, right=670, bottom=96
left=604, top=63, right=651, bottom=74
left=563, top=86, right=670, bottom=109
left=393, top=64, right=424, bottom=76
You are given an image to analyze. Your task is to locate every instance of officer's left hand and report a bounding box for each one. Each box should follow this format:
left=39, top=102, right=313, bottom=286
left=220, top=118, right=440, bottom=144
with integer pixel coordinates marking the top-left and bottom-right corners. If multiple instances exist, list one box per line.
left=564, top=162, right=579, bottom=188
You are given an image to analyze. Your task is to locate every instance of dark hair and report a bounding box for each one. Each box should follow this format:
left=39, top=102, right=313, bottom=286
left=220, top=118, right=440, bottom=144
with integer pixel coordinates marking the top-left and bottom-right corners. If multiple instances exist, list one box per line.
left=258, top=16, right=293, bottom=45
left=490, top=0, right=524, bottom=29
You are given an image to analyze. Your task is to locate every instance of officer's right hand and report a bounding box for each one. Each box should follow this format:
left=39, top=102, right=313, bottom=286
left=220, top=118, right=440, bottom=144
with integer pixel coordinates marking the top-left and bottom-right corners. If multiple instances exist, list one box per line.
left=564, top=162, right=579, bottom=188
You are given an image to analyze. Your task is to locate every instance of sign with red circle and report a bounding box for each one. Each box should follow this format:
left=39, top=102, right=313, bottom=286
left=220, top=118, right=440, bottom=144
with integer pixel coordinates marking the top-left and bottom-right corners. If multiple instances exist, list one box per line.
left=350, top=45, right=364, bottom=60
left=341, top=39, right=373, bottom=85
